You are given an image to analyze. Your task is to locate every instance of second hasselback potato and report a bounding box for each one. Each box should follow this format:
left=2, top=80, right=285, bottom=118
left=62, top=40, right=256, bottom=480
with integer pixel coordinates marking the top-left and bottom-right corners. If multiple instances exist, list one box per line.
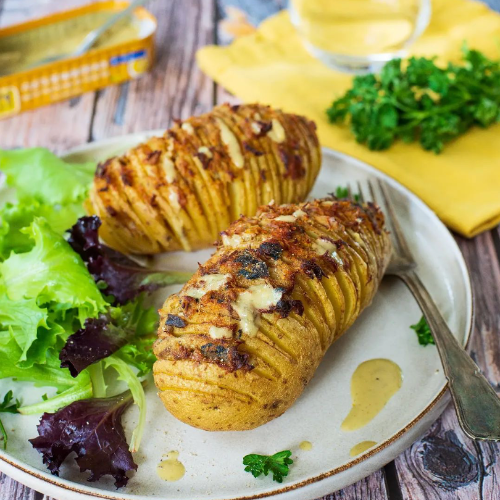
left=86, top=103, right=321, bottom=254
left=153, top=198, right=392, bottom=431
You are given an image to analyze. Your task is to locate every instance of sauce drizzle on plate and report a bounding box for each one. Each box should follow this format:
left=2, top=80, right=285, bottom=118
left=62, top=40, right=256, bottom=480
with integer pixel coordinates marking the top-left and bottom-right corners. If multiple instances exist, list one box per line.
left=342, top=358, right=402, bottom=431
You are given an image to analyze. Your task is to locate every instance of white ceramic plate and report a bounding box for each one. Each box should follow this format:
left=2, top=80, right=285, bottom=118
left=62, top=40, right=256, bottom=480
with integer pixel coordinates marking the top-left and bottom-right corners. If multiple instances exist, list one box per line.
left=0, top=134, right=472, bottom=500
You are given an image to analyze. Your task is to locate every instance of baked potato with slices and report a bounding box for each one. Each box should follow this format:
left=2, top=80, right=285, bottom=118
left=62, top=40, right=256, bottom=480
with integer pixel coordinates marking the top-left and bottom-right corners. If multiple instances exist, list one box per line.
left=153, top=198, right=392, bottom=431
left=86, top=103, right=321, bottom=254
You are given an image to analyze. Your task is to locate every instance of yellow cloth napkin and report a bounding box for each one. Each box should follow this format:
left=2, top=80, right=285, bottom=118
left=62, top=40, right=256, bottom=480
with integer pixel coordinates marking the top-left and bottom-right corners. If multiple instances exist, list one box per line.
left=197, top=0, right=500, bottom=237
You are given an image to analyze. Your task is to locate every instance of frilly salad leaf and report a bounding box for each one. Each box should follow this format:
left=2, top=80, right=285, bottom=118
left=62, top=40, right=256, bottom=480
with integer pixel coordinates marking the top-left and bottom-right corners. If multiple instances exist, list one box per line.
left=0, top=199, right=88, bottom=261
left=60, top=297, right=158, bottom=377
left=0, top=218, right=107, bottom=323
left=29, top=389, right=137, bottom=488
left=0, top=148, right=95, bottom=260
left=0, top=295, right=48, bottom=360
left=67, top=216, right=193, bottom=305
left=0, top=148, right=95, bottom=205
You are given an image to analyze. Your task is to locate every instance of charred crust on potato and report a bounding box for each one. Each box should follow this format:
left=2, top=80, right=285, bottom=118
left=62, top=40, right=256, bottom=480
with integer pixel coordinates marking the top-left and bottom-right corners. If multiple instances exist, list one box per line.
left=120, top=168, right=134, bottom=187
left=279, top=148, right=305, bottom=180
left=199, top=342, right=253, bottom=372
left=166, top=314, right=187, bottom=328
left=301, top=260, right=324, bottom=279
left=274, top=298, right=304, bottom=318
left=195, top=151, right=212, bottom=169
left=145, top=150, right=161, bottom=165
left=243, top=143, right=264, bottom=157
left=257, top=241, right=283, bottom=260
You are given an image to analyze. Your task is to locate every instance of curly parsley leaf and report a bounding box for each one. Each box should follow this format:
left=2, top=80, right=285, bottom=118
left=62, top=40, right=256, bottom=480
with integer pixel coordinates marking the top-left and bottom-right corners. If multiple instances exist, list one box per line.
left=326, top=47, right=500, bottom=153
left=243, top=450, right=293, bottom=483
left=410, top=316, right=435, bottom=346
left=0, top=391, right=21, bottom=450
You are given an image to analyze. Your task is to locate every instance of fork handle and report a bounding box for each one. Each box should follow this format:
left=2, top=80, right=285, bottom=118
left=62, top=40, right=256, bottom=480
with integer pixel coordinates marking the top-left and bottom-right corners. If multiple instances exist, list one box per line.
left=399, top=270, right=500, bottom=441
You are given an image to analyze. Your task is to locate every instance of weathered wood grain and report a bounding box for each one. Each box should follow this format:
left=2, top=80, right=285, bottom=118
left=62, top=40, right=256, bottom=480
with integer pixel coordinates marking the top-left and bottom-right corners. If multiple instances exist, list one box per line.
left=319, top=469, right=388, bottom=500
left=394, top=231, right=500, bottom=500
left=0, top=0, right=96, bottom=153
left=90, top=0, right=215, bottom=141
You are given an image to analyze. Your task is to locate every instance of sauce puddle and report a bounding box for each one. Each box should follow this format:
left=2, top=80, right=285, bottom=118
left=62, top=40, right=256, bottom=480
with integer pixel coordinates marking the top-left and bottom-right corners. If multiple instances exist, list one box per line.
left=341, top=358, right=402, bottom=431
left=157, top=451, right=185, bottom=482
left=299, top=441, right=313, bottom=451
left=350, top=440, right=377, bottom=457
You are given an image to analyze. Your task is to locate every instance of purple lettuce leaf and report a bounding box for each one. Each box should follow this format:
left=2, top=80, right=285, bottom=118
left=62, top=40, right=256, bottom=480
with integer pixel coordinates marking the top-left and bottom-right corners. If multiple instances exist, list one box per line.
left=29, top=390, right=137, bottom=488
left=59, top=298, right=158, bottom=377
left=67, top=216, right=191, bottom=305
left=59, top=316, right=128, bottom=377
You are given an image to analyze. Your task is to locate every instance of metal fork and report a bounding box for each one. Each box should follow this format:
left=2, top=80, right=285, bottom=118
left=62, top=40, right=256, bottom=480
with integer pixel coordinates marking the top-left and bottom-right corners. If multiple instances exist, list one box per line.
left=350, top=179, right=500, bottom=441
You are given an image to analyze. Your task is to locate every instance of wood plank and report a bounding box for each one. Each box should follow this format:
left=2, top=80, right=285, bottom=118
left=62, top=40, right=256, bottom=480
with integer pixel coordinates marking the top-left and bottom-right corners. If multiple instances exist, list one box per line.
left=394, top=231, right=500, bottom=500
left=317, top=469, right=388, bottom=500
left=90, top=0, right=215, bottom=140
left=0, top=473, right=39, bottom=500
left=0, top=0, right=96, bottom=153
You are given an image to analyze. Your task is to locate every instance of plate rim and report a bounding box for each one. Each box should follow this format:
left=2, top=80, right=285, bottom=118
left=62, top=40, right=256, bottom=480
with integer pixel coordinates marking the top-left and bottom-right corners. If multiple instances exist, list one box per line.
left=0, top=139, right=474, bottom=500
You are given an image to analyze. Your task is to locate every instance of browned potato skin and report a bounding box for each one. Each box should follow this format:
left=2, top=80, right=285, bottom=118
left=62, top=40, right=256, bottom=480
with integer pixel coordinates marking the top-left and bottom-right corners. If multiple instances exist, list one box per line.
left=153, top=199, right=392, bottom=431
left=86, top=103, right=321, bottom=254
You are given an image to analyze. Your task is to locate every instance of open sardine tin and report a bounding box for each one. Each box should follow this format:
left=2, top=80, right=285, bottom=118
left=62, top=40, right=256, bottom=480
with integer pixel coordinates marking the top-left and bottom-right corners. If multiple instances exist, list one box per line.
left=0, top=1, right=157, bottom=119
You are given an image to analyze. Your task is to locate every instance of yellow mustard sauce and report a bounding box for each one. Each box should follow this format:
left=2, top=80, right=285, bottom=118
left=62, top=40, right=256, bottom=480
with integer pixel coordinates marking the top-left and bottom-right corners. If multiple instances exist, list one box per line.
left=0, top=11, right=140, bottom=76
left=156, top=451, right=185, bottom=482
left=341, top=358, right=402, bottom=432
left=299, top=441, right=313, bottom=451
left=350, top=440, right=377, bottom=457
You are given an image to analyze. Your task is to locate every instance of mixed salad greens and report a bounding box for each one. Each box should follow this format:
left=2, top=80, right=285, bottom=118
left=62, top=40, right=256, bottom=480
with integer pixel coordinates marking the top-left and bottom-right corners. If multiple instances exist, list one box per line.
left=0, top=148, right=191, bottom=486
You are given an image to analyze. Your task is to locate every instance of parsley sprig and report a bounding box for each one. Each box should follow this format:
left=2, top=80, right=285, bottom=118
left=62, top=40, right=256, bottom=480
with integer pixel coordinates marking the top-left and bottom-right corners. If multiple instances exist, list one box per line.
left=327, top=47, right=500, bottom=153
left=243, top=450, right=293, bottom=483
left=0, top=391, right=21, bottom=450
left=411, top=316, right=435, bottom=346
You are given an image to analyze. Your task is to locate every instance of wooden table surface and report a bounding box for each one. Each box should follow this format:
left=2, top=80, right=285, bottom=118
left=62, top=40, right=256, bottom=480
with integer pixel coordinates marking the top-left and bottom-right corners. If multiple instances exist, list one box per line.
left=0, top=1, right=499, bottom=499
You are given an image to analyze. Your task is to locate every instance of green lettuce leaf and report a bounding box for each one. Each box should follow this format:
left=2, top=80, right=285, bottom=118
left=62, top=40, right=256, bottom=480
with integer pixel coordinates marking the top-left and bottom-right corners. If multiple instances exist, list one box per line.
left=0, top=218, right=107, bottom=323
left=0, top=199, right=86, bottom=261
left=0, top=294, right=49, bottom=364
left=0, top=330, right=76, bottom=389
left=0, top=148, right=95, bottom=205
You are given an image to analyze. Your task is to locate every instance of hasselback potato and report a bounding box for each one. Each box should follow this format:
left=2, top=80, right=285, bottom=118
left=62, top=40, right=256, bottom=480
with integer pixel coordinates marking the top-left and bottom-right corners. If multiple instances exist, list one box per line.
left=86, top=103, right=321, bottom=254
left=153, top=198, right=392, bottom=431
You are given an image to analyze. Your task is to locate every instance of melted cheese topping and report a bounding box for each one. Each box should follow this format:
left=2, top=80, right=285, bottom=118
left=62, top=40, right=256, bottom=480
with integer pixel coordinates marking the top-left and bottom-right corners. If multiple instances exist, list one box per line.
left=251, top=122, right=262, bottom=134
left=168, top=189, right=181, bottom=210
left=232, top=284, right=283, bottom=337
left=162, top=155, right=176, bottom=183
left=222, top=233, right=252, bottom=247
left=314, top=237, right=343, bottom=265
left=184, top=273, right=230, bottom=299
left=275, top=215, right=297, bottom=222
left=293, top=209, right=307, bottom=218
left=267, top=118, right=286, bottom=143
left=216, top=118, right=244, bottom=168
left=197, top=146, right=213, bottom=158
left=314, top=237, right=336, bottom=254
left=181, top=122, right=194, bottom=134
left=209, top=326, right=233, bottom=339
